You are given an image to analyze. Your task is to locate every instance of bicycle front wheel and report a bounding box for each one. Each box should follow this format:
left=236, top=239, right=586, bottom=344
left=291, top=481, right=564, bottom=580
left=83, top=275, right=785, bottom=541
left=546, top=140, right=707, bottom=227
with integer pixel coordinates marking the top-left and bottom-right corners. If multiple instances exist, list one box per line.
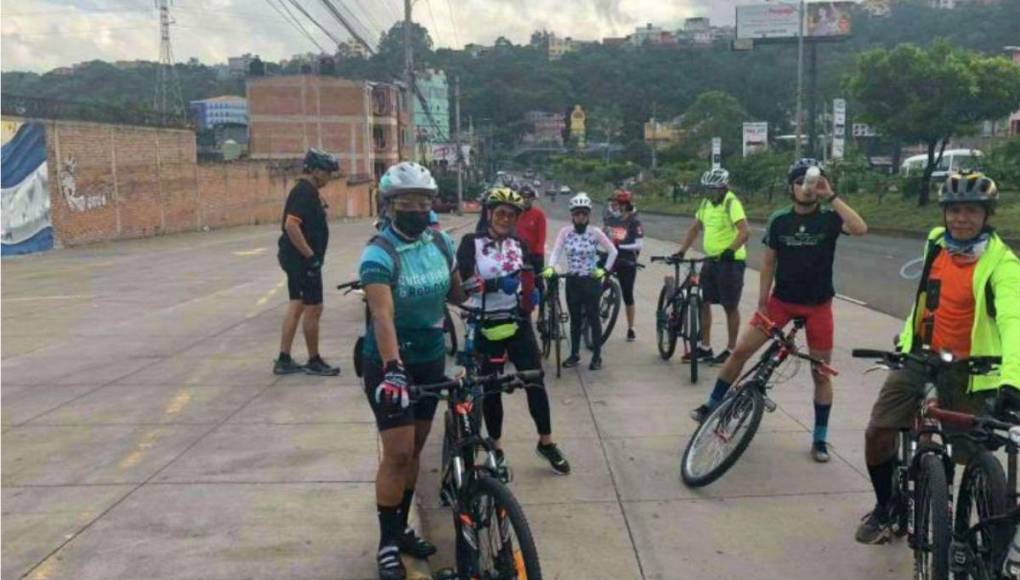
left=915, top=453, right=952, bottom=580
left=681, top=386, right=764, bottom=487
left=656, top=283, right=677, bottom=360
left=540, top=299, right=553, bottom=359
left=599, top=278, right=622, bottom=344
left=955, top=450, right=1010, bottom=578
left=456, top=475, right=542, bottom=580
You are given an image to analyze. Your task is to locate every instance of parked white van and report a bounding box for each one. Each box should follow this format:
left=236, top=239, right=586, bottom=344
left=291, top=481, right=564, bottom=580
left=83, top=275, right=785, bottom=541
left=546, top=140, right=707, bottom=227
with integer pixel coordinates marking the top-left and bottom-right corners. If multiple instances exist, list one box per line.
left=900, top=149, right=984, bottom=181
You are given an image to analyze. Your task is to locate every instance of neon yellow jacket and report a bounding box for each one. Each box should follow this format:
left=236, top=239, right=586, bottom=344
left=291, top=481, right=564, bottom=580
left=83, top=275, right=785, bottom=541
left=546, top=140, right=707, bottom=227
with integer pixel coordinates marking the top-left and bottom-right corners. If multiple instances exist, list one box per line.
left=898, top=227, right=1020, bottom=392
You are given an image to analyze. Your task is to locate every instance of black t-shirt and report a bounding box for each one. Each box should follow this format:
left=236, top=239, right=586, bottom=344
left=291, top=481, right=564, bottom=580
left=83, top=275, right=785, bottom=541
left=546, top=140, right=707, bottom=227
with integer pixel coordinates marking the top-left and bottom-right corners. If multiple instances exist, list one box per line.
left=278, top=179, right=329, bottom=266
left=603, top=214, right=643, bottom=267
left=763, top=206, right=844, bottom=305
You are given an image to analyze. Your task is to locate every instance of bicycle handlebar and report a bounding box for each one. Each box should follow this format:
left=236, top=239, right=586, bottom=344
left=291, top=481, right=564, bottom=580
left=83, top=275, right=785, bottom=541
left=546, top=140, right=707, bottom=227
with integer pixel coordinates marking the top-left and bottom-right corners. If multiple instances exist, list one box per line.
left=851, top=349, right=1000, bottom=376
left=650, top=255, right=707, bottom=265
left=337, top=279, right=363, bottom=294
left=409, top=369, right=545, bottom=401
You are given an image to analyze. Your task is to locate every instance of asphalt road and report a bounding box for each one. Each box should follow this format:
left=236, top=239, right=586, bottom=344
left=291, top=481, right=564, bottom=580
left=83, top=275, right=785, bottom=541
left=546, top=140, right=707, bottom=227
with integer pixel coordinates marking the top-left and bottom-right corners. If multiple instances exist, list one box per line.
left=543, top=196, right=927, bottom=319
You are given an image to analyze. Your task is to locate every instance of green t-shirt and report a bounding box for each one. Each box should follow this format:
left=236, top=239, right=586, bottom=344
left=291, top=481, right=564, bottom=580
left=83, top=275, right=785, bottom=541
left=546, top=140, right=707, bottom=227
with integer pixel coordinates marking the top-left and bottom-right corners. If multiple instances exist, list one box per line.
left=358, top=227, right=454, bottom=365
left=695, top=191, right=747, bottom=261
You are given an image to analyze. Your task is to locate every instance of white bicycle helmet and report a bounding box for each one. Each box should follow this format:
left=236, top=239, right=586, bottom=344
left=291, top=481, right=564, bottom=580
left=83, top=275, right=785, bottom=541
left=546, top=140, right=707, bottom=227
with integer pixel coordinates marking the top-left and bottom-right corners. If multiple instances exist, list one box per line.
left=701, top=168, right=730, bottom=188
left=379, top=161, right=438, bottom=200
left=569, top=193, right=593, bottom=211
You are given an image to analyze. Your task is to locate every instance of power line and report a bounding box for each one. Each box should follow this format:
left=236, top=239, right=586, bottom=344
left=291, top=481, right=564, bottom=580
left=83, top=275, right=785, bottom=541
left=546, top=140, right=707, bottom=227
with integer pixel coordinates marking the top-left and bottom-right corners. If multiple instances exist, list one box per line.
left=286, top=0, right=346, bottom=47
left=348, top=0, right=386, bottom=42
left=263, top=0, right=327, bottom=52
left=316, top=0, right=375, bottom=54
left=423, top=0, right=443, bottom=47
left=323, top=0, right=379, bottom=50
left=444, top=0, right=461, bottom=49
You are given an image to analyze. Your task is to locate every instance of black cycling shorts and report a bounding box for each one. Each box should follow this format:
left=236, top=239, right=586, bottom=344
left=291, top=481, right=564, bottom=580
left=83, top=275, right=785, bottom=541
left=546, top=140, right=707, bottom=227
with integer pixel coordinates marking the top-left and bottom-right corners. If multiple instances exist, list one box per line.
left=280, top=256, right=323, bottom=306
left=363, top=357, right=444, bottom=432
left=700, top=260, right=745, bottom=309
left=615, top=263, right=638, bottom=306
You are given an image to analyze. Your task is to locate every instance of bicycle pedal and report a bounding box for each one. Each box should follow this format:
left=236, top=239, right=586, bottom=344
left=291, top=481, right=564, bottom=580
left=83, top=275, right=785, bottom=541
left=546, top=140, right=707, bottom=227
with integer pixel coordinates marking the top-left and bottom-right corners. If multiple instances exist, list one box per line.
left=762, top=397, right=778, bottom=413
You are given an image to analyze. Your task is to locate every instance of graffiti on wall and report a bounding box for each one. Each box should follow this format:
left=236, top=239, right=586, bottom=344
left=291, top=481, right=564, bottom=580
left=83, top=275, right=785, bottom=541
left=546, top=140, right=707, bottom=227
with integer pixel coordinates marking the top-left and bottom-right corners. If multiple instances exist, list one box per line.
left=1, top=121, right=53, bottom=255
left=59, top=156, right=110, bottom=212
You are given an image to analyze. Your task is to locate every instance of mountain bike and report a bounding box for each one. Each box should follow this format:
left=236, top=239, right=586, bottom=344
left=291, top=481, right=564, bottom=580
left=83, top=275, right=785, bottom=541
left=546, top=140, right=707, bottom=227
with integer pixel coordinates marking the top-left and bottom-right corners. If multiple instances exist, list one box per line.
left=851, top=349, right=1006, bottom=580
left=581, top=263, right=643, bottom=350
left=650, top=255, right=706, bottom=383
left=680, top=312, right=837, bottom=487
left=338, top=279, right=458, bottom=377
left=537, top=273, right=588, bottom=378
left=413, top=369, right=544, bottom=580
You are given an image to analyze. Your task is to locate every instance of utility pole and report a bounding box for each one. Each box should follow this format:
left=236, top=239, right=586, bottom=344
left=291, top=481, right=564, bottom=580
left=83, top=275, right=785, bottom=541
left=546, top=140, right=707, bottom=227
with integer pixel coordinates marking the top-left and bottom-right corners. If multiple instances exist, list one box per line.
left=650, top=103, right=658, bottom=171
left=454, top=75, right=463, bottom=215
left=154, top=0, right=184, bottom=124
left=403, top=0, right=416, bottom=162
left=794, top=0, right=805, bottom=158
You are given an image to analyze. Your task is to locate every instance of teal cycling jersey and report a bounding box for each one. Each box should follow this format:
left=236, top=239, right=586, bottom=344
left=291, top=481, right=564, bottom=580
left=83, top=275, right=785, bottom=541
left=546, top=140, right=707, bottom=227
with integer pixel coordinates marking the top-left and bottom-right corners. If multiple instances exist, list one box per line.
left=359, top=226, right=455, bottom=365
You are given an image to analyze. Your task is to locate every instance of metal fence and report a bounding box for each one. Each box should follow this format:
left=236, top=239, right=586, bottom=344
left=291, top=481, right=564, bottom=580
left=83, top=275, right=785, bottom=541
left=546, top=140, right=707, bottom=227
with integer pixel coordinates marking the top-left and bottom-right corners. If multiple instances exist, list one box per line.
left=0, top=94, right=192, bottom=129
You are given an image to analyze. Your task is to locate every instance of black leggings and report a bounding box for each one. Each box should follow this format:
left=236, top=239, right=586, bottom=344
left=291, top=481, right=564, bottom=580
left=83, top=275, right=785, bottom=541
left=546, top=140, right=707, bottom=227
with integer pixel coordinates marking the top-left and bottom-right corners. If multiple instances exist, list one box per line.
left=615, top=263, right=637, bottom=306
left=566, top=276, right=602, bottom=357
left=477, top=322, right=552, bottom=440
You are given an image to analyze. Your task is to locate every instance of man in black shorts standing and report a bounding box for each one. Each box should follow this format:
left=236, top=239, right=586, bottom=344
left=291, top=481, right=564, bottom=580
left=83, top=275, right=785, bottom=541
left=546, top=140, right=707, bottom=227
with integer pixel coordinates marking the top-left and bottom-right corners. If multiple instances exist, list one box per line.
left=273, top=148, right=342, bottom=376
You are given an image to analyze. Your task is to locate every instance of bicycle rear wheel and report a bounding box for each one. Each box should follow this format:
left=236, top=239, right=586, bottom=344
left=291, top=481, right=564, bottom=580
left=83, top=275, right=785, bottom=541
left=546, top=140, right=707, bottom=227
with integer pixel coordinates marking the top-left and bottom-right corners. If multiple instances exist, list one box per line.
left=444, top=307, right=458, bottom=356
left=599, top=278, right=622, bottom=344
left=686, top=293, right=701, bottom=383
left=540, top=298, right=553, bottom=359
left=455, top=475, right=542, bottom=580
left=914, top=453, right=952, bottom=580
left=681, top=386, right=764, bottom=487
left=656, top=283, right=677, bottom=360
left=954, top=450, right=1009, bottom=578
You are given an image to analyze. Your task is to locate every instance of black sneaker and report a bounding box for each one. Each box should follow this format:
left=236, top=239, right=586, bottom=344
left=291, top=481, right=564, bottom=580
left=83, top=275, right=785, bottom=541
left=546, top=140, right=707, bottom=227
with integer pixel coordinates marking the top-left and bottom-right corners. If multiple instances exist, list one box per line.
left=710, top=349, right=732, bottom=365
left=855, top=507, right=891, bottom=545
left=536, top=442, right=571, bottom=475
left=492, top=449, right=512, bottom=483
left=588, top=356, right=602, bottom=371
left=690, top=404, right=712, bottom=423
left=304, top=356, right=340, bottom=376
left=682, top=347, right=713, bottom=363
left=812, top=441, right=831, bottom=463
left=562, top=354, right=580, bottom=368
left=397, top=528, right=436, bottom=559
left=377, top=545, right=406, bottom=579
left=626, top=329, right=636, bottom=342
left=273, top=355, right=304, bottom=375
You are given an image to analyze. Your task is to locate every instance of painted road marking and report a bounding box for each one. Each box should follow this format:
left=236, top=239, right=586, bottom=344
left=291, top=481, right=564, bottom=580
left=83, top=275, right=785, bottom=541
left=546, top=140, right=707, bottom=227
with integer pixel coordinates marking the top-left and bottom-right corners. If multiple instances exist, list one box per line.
left=247, top=278, right=287, bottom=317
left=118, top=430, right=160, bottom=470
left=233, top=247, right=267, bottom=256
left=836, top=293, right=868, bottom=306
left=4, top=294, right=90, bottom=302
left=900, top=257, right=924, bottom=280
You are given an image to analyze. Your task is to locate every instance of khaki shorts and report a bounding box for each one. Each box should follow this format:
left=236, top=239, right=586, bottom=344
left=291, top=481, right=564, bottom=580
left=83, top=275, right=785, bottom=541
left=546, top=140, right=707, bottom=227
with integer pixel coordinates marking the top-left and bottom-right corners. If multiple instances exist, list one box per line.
left=868, top=363, right=993, bottom=462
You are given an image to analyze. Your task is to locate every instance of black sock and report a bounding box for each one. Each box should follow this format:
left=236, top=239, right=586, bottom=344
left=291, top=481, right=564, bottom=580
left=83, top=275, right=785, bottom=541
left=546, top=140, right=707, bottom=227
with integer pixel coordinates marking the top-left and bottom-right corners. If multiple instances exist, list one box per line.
left=399, top=489, right=414, bottom=531
left=278, top=352, right=291, bottom=362
left=308, top=354, right=321, bottom=363
left=867, top=458, right=896, bottom=514
left=377, top=504, right=403, bottom=549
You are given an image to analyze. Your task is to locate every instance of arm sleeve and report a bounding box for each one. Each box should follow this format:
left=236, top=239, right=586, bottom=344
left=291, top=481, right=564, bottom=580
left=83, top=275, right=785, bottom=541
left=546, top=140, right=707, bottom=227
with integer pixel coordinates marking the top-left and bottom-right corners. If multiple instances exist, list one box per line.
left=992, top=253, right=1020, bottom=388
left=456, top=234, right=476, bottom=280
left=548, top=227, right=568, bottom=269
left=618, top=239, right=643, bottom=251
left=596, top=228, right=619, bottom=272
left=617, top=220, right=643, bottom=250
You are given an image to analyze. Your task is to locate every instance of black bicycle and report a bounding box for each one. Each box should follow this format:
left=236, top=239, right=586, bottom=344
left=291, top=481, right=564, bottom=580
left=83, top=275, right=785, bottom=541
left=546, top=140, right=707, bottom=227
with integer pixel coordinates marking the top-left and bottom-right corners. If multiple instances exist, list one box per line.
left=651, top=255, right=706, bottom=383
left=581, top=264, right=643, bottom=350
left=852, top=349, right=1006, bottom=580
left=537, top=272, right=585, bottom=379
left=338, top=279, right=459, bottom=377
left=680, top=312, right=837, bottom=487
left=413, top=370, right=544, bottom=580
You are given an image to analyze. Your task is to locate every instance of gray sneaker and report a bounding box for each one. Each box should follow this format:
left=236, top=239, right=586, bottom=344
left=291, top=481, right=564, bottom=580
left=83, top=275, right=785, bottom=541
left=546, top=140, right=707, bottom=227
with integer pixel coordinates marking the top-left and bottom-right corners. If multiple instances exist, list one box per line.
left=855, top=508, right=891, bottom=545
left=812, top=441, right=830, bottom=463
left=304, top=356, right=340, bottom=376
left=273, top=356, right=304, bottom=375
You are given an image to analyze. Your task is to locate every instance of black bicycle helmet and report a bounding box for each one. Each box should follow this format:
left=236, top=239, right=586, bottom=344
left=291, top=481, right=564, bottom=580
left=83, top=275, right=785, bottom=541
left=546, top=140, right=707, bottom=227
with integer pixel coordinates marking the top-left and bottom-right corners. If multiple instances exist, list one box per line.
left=787, top=158, right=825, bottom=184
left=303, top=148, right=340, bottom=173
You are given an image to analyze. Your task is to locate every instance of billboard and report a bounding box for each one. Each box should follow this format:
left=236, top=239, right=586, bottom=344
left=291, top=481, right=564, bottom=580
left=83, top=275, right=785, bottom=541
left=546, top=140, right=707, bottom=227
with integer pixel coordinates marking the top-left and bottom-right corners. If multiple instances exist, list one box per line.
left=831, top=99, right=846, bottom=160
left=736, top=2, right=853, bottom=40
left=742, top=122, right=768, bottom=157
left=711, top=137, right=722, bottom=169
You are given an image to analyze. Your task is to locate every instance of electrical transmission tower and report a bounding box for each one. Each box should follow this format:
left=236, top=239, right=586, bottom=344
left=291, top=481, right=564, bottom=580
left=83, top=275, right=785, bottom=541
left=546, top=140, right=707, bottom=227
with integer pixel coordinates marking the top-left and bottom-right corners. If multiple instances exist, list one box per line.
left=154, top=0, right=185, bottom=124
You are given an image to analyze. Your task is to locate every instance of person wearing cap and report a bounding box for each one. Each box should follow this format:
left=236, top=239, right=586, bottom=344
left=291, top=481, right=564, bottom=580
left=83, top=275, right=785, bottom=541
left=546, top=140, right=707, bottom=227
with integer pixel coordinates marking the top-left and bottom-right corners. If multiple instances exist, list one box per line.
left=274, top=148, right=342, bottom=376
left=689, top=159, right=867, bottom=466
left=359, top=161, right=465, bottom=579
left=855, top=171, right=1020, bottom=545
left=676, top=168, right=749, bottom=364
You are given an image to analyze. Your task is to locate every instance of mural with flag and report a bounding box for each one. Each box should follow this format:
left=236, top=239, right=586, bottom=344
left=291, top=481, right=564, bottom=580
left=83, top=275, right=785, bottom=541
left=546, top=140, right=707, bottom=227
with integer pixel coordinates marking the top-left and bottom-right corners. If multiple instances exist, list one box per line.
left=1, top=121, right=53, bottom=255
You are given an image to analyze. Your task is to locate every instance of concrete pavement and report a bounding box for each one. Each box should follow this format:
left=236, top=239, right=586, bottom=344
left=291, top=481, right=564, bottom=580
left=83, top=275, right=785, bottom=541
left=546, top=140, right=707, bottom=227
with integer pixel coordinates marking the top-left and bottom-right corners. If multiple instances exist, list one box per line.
left=2, top=215, right=913, bottom=579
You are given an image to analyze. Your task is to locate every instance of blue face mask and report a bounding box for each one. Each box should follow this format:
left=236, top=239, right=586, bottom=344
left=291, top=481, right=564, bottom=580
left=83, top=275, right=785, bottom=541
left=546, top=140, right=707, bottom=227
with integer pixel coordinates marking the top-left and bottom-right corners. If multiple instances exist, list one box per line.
left=944, top=229, right=991, bottom=260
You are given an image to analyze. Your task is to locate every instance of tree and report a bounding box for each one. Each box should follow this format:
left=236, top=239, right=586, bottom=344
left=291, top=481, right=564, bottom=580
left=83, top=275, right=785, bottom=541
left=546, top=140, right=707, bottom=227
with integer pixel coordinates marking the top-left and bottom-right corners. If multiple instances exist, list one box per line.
left=845, top=40, right=1020, bottom=204
left=679, top=91, right=748, bottom=161
left=375, top=21, right=434, bottom=80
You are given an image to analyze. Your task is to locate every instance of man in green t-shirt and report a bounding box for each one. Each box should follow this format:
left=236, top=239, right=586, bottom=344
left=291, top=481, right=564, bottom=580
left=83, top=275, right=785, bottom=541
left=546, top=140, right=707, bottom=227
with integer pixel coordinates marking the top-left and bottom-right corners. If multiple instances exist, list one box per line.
left=676, top=168, right=750, bottom=364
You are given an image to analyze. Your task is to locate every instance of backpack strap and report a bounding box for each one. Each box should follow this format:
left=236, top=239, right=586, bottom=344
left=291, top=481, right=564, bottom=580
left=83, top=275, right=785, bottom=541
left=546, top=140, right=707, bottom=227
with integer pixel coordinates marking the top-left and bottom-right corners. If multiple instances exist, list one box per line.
left=431, top=232, right=454, bottom=272
left=986, top=280, right=996, bottom=319
left=367, top=234, right=401, bottom=285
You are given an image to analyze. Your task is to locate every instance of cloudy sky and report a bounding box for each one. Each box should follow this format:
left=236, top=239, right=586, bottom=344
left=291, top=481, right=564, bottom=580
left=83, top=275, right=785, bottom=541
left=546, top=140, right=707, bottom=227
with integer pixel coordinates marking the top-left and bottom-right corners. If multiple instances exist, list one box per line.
left=1, top=0, right=743, bottom=72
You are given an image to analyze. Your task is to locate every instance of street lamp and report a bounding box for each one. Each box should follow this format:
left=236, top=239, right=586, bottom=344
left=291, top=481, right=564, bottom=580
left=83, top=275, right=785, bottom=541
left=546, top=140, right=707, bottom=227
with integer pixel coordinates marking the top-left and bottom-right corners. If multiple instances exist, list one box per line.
left=767, top=0, right=806, bottom=158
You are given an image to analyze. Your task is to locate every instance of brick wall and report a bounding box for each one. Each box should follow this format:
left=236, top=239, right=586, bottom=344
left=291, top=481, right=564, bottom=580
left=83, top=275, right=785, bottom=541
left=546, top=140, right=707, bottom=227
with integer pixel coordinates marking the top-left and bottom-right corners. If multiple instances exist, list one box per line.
left=38, top=118, right=372, bottom=248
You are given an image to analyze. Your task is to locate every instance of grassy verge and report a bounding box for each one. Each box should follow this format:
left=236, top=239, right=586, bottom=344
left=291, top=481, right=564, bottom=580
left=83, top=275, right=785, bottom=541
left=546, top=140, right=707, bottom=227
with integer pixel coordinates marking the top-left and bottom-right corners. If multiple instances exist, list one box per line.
left=633, top=190, right=1020, bottom=242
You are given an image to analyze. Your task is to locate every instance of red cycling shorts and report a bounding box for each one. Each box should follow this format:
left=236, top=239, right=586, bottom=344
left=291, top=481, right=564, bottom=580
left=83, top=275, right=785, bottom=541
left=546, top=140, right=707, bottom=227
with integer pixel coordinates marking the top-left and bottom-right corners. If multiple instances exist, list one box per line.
left=754, top=296, right=835, bottom=352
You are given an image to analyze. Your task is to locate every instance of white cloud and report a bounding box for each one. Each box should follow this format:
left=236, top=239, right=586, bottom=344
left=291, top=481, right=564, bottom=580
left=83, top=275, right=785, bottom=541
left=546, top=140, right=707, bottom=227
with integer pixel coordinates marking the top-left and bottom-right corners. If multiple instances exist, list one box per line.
left=1, top=0, right=742, bottom=72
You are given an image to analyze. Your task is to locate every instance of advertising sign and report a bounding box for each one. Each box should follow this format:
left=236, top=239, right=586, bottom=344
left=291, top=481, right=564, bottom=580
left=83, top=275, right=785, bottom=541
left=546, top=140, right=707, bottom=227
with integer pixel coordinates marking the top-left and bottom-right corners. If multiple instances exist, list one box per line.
left=570, top=105, right=586, bottom=149
left=831, top=99, right=846, bottom=160
left=852, top=123, right=878, bottom=137
left=742, top=122, right=768, bottom=157
left=736, top=2, right=853, bottom=40
left=711, top=137, right=722, bottom=169
left=431, top=143, right=472, bottom=166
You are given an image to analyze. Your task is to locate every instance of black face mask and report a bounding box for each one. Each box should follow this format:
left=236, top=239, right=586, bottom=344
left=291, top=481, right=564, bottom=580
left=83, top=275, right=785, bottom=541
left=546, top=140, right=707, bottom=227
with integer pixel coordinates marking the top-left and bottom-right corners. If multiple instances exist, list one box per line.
left=573, top=222, right=587, bottom=234
left=394, top=211, right=430, bottom=238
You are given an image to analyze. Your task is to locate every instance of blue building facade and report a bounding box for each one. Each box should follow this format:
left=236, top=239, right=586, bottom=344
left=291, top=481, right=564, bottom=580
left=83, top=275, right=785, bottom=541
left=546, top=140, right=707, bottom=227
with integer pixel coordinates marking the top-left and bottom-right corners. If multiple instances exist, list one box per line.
left=189, top=96, right=248, bottom=130
left=414, top=70, right=450, bottom=143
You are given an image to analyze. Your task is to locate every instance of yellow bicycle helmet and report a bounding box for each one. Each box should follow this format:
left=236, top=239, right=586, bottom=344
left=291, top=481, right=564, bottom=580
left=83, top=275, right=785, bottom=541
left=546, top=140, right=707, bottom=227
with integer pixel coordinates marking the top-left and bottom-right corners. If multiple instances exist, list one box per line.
left=940, top=171, right=998, bottom=207
left=485, top=187, right=525, bottom=212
